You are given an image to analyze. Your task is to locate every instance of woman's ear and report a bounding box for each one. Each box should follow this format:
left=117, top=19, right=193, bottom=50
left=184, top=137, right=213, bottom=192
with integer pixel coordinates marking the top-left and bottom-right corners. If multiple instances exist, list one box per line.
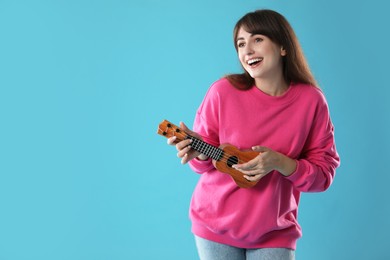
left=281, top=46, right=287, bottom=56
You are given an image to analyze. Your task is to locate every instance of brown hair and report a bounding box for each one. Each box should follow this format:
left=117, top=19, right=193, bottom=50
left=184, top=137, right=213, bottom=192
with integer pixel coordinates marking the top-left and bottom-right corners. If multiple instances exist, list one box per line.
left=226, top=9, right=318, bottom=90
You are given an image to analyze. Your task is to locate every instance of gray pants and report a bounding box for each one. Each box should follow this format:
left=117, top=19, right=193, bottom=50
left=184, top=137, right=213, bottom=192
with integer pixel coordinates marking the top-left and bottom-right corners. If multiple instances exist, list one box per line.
left=195, top=236, right=295, bottom=260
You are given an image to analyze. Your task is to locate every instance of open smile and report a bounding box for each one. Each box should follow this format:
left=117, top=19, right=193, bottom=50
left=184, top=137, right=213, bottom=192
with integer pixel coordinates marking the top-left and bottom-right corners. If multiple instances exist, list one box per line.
left=246, top=57, right=263, bottom=68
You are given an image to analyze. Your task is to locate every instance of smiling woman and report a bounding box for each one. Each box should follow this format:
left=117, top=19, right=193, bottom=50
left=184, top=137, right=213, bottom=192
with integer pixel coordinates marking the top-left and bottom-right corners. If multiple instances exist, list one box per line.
left=166, top=9, right=340, bottom=260
left=236, top=30, right=288, bottom=96
left=227, top=9, right=317, bottom=93
left=1, top=0, right=389, bottom=259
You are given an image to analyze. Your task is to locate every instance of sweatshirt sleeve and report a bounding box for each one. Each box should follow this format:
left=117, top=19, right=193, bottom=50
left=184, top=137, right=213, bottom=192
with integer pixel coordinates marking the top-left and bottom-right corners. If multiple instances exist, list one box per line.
left=286, top=92, right=340, bottom=192
left=188, top=82, right=221, bottom=174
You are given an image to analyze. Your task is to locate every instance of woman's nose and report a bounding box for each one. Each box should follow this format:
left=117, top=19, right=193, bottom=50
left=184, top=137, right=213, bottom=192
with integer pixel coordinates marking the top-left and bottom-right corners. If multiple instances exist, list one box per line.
left=245, top=44, right=254, bottom=55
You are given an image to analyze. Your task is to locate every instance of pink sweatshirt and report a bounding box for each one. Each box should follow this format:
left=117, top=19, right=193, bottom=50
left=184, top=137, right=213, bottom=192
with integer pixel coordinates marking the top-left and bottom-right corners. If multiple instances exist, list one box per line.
left=188, top=78, right=340, bottom=250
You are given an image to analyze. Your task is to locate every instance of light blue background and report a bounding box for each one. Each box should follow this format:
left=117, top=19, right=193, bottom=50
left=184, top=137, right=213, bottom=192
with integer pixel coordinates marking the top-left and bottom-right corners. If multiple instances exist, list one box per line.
left=0, top=0, right=389, bottom=259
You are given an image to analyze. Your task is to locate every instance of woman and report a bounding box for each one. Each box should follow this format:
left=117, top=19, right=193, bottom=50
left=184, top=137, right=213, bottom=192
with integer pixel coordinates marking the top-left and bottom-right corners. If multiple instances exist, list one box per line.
left=168, top=9, right=340, bottom=260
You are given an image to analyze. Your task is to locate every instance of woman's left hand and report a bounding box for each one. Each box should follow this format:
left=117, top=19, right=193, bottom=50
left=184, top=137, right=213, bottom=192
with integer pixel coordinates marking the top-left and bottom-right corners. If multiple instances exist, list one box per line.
left=233, top=146, right=297, bottom=182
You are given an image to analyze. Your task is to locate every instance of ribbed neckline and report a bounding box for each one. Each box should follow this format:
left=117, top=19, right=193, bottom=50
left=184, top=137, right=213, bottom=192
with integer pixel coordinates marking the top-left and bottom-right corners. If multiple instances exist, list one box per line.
left=249, top=82, right=301, bottom=105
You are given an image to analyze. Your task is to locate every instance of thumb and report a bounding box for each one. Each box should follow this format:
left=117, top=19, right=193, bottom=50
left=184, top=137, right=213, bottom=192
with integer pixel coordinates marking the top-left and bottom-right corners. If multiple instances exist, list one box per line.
left=252, top=146, right=269, bottom=153
left=180, top=121, right=189, bottom=131
left=180, top=121, right=202, bottom=140
left=180, top=121, right=194, bottom=135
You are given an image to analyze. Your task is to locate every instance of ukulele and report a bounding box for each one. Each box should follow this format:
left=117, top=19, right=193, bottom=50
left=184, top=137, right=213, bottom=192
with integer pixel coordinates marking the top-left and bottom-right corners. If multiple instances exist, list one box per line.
left=157, top=119, right=260, bottom=188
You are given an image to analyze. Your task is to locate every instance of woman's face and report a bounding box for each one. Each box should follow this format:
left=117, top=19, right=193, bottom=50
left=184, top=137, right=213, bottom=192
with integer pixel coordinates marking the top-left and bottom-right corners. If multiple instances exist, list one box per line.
left=236, top=28, right=286, bottom=81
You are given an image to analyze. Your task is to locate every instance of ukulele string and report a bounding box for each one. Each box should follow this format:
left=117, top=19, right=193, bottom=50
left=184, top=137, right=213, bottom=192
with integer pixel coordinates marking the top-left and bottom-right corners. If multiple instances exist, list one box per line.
left=159, top=125, right=245, bottom=164
left=159, top=125, right=248, bottom=165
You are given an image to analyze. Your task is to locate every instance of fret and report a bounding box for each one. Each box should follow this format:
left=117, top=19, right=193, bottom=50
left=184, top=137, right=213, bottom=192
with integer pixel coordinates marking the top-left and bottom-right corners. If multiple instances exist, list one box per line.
left=217, top=148, right=223, bottom=161
left=200, top=141, right=207, bottom=154
left=210, top=146, right=218, bottom=160
left=205, top=146, right=212, bottom=158
left=187, top=136, right=222, bottom=161
left=196, top=138, right=202, bottom=152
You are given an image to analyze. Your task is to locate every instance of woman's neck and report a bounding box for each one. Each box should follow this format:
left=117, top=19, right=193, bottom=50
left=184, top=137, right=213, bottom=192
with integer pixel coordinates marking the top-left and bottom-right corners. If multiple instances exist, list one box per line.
left=254, top=77, right=289, bottom=97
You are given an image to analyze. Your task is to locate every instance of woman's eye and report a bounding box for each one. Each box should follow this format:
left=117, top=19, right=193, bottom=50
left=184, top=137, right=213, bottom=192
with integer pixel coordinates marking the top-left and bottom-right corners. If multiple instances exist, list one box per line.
left=255, top=38, right=263, bottom=43
left=237, top=42, right=245, bottom=48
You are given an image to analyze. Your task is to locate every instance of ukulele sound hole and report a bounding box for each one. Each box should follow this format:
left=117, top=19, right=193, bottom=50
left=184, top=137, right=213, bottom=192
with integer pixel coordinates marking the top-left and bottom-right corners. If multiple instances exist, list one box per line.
left=227, top=156, right=238, bottom=167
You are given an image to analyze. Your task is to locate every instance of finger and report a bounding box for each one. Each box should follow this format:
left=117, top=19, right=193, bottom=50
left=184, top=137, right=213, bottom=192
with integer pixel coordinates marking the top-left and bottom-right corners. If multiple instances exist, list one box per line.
left=233, top=160, right=258, bottom=171
left=167, top=136, right=177, bottom=145
left=241, top=169, right=264, bottom=176
left=252, top=146, right=269, bottom=153
left=243, top=173, right=264, bottom=182
left=175, top=139, right=192, bottom=151
left=181, top=153, right=190, bottom=164
left=177, top=145, right=192, bottom=158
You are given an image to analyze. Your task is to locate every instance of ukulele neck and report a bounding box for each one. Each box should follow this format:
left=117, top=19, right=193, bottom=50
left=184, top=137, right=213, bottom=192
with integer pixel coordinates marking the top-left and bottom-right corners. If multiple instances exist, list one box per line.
left=185, top=135, right=223, bottom=161
left=157, top=119, right=223, bottom=161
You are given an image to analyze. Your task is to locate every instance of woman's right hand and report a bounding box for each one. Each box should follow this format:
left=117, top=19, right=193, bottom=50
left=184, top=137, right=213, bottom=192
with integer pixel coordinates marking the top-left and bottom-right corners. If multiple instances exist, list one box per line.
left=167, top=122, right=208, bottom=164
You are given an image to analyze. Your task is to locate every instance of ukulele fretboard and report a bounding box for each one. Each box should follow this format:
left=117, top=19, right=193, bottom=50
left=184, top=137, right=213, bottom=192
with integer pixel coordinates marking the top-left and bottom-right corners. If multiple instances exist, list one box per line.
left=185, top=135, right=223, bottom=161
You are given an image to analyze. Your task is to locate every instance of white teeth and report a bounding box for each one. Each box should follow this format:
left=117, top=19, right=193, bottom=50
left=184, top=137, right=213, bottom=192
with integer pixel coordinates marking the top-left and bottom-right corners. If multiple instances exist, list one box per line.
left=247, top=58, right=263, bottom=65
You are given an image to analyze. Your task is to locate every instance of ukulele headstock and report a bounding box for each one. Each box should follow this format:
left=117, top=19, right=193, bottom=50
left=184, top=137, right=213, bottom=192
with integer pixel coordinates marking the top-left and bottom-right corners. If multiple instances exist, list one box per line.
left=157, top=120, right=187, bottom=143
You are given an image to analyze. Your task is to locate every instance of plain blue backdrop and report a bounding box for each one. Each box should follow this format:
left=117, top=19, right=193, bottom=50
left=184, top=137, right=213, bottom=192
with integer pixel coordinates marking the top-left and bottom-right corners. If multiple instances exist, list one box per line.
left=0, top=0, right=389, bottom=259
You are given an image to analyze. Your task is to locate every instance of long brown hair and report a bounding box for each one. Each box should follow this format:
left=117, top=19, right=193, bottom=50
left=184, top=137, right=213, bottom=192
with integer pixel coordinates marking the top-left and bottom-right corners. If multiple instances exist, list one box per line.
left=226, top=9, right=318, bottom=90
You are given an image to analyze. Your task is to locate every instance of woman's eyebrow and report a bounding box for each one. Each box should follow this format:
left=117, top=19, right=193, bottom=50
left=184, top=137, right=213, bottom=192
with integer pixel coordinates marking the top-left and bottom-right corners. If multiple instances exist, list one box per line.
left=237, top=34, right=261, bottom=42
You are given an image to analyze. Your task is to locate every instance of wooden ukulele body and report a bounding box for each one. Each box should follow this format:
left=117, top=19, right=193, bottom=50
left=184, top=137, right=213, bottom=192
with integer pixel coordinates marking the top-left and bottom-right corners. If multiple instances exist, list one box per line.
left=213, top=144, right=259, bottom=188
